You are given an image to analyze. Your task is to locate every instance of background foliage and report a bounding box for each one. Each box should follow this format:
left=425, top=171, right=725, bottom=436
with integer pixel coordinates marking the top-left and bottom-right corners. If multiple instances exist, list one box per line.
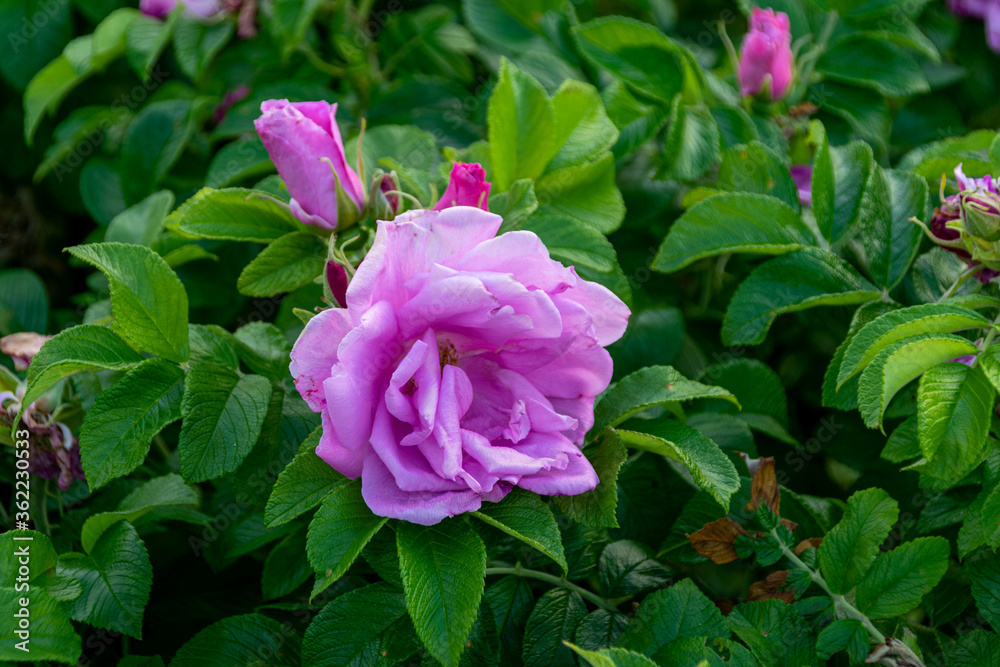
left=4, top=0, right=1000, bottom=665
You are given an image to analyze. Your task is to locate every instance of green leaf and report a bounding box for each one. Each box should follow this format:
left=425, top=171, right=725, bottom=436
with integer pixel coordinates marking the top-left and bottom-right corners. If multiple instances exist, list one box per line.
left=237, top=231, right=326, bottom=297
left=306, top=479, right=388, bottom=592
left=597, top=540, right=670, bottom=597
left=817, top=36, right=928, bottom=97
left=172, top=15, right=233, bottom=82
left=653, top=193, right=811, bottom=273
left=548, top=79, right=618, bottom=173
left=0, top=587, right=80, bottom=664
left=120, top=99, right=194, bottom=204
left=228, top=322, right=293, bottom=381
left=0, top=0, right=72, bottom=91
left=615, top=419, right=739, bottom=511
left=617, top=579, right=728, bottom=656
left=858, top=165, right=928, bottom=289
left=170, top=614, right=300, bottom=667
left=722, top=248, right=881, bottom=347
left=0, top=268, right=48, bottom=334
left=855, top=537, right=950, bottom=619
left=398, top=518, right=486, bottom=667
left=947, top=630, right=1000, bottom=666
left=125, top=10, right=177, bottom=80
left=105, top=190, right=175, bottom=247
left=473, top=489, right=567, bottom=573
left=34, top=106, right=130, bottom=182
left=178, top=362, right=272, bottom=482
left=0, top=530, right=58, bottom=587
left=59, top=522, right=151, bottom=638
left=532, top=153, right=625, bottom=234
left=68, top=243, right=189, bottom=362
left=488, top=58, right=555, bottom=191
left=573, top=610, right=629, bottom=653
left=602, top=80, right=668, bottom=160
left=968, top=555, right=1000, bottom=631
left=165, top=187, right=302, bottom=242
left=302, top=582, right=420, bottom=667
left=78, top=358, right=184, bottom=489
left=261, top=528, right=311, bottom=601
left=567, top=644, right=659, bottom=667
left=20, top=324, right=143, bottom=415
left=700, top=358, right=794, bottom=445
left=916, top=363, right=994, bottom=482
left=837, top=304, right=988, bottom=389
left=491, top=179, right=538, bottom=231
left=265, top=426, right=348, bottom=527
left=818, top=487, right=899, bottom=594
left=718, top=142, right=800, bottom=211
left=809, top=83, right=889, bottom=154
left=554, top=430, right=628, bottom=528
left=573, top=17, right=688, bottom=103
left=815, top=619, right=869, bottom=662
left=23, top=8, right=138, bottom=143
left=205, top=136, right=274, bottom=188
left=521, top=589, right=587, bottom=667
left=727, top=599, right=815, bottom=666
left=661, top=96, right=719, bottom=181
left=857, top=334, right=980, bottom=429
left=593, top=365, right=739, bottom=433
left=81, top=474, right=197, bottom=553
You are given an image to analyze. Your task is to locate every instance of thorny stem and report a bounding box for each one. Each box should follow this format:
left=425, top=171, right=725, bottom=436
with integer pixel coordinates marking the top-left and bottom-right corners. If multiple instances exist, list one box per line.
left=769, top=529, right=887, bottom=645
left=485, top=566, right=619, bottom=613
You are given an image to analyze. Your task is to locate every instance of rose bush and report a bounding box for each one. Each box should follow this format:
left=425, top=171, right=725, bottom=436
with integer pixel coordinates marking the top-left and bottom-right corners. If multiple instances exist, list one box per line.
left=6, top=0, right=1000, bottom=665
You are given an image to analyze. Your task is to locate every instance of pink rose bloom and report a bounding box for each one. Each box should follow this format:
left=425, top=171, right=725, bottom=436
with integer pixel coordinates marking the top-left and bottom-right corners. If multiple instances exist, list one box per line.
left=1, top=332, right=51, bottom=371
left=739, top=8, right=794, bottom=100
left=254, top=100, right=366, bottom=230
left=140, top=0, right=224, bottom=19
left=433, top=162, right=491, bottom=211
left=290, top=206, right=630, bottom=525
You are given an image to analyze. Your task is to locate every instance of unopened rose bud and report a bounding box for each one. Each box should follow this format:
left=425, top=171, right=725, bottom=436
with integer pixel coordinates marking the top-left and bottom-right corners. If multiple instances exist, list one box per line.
left=325, top=261, right=349, bottom=308
left=738, top=8, right=794, bottom=101
left=370, top=170, right=401, bottom=220
left=433, top=162, right=491, bottom=211
left=961, top=190, right=1000, bottom=241
left=254, top=100, right=366, bottom=230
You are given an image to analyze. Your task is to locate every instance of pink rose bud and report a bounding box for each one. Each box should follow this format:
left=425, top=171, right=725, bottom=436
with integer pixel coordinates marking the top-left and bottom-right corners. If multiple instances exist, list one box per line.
left=1, top=332, right=51, bottom=372
left=140, top=0, right=224, bottom=19
left=254, top=100, right=366, bottom=230
left=790, top=165, right=812, bottom=207
left=738, top=8, right=794, bottom=100
left=370, top=170, right=401, bottom=220
left=433, top=162, right=491, bottom=211
left=325, top=260, right=349, bottom=308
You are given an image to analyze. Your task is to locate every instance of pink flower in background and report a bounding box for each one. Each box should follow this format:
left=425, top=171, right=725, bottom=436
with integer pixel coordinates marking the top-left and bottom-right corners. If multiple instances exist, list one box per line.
left=254, top=100, right=366, bottom=230
left=0, top=332, right=50, bottom=371
left=290, top=206, right=630, bottom=525
left=433, top=162, right=491, bottom=211
left=738, top=8, right=794, bottom=100
left=790, top=164, right=812, bottom=207
left=140, top=0, right=224, bottom=19
left=949, top=0, right=1000, bottom=52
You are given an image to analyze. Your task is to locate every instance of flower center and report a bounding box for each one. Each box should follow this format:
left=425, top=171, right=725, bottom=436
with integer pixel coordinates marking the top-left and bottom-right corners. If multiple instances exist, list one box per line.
left=438, top=339, right=459, bottom=368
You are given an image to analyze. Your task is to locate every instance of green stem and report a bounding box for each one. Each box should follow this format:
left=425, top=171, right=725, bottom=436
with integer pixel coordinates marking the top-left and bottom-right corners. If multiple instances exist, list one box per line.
left=974, top=312, right=1000, bottom=367
left=769, top=529, right=885, bottom=644
left=937, top=264, right=981, bottom=302
left=790, top=10, right=838, bottom=102
left=485, top=566, right=618, bottom=613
